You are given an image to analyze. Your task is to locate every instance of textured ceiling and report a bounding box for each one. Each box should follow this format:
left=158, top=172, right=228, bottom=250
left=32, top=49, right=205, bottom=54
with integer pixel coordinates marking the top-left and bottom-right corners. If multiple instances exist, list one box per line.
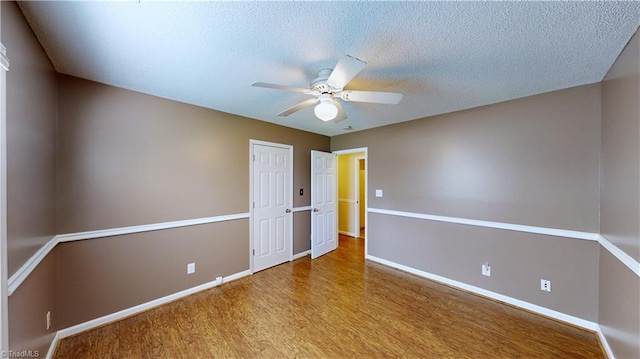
left=17, top=1, right=640, bottom=137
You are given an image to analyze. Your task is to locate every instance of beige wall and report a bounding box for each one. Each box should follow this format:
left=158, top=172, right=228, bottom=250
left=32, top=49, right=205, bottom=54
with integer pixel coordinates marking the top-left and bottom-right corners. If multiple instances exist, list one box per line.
left=56, top=75, right=329, bottom=326
left=332, top=84, right=602, bottom=320
left=599, top=27, right=640, bottom=359
left=2, top=1, right=57, bottom=276
left=57, top=75, right=329, bottom=233
left=2, top=1, right=58, bottom=354
left=293, top=211, right=311, bottom=254
left=57, top=220, right=249, bottom=327
left=334, top=84, right=601, bottom=232
left=600, top=28, right=640, bottom=263
left=8, top=250, right=57, bottom=356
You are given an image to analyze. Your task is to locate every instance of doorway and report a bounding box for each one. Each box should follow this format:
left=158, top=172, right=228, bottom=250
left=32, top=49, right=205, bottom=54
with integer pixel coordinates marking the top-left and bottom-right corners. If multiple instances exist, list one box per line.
left=335, top=148, right=368, bottom=249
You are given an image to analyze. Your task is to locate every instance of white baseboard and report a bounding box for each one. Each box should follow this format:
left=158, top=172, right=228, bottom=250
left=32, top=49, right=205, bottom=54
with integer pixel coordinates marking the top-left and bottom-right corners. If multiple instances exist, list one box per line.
left=338, top=230, right=357, bottom=237
left=366, top=254, right=599, bottom=331
left=292, top=250, right=310, bottom=260
left=596, top=325, right=616, bottom=359
left=44, top=331, right=60, bottom=359
left=53, top=267, right=250, bottom=351
left=221, top=269, right=251, bottom=283
left=57, top=277, right=223, bottom=339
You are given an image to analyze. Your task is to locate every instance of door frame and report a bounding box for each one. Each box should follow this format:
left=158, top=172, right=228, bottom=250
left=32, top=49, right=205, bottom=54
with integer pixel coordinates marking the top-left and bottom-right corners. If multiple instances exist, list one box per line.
left=0, top=36, right=9, bottom=353
left=333, top=148, right=368, bottom=256
left=249, top=139, right=294, bottom=273
left=354, top=155, right=365, bottom=238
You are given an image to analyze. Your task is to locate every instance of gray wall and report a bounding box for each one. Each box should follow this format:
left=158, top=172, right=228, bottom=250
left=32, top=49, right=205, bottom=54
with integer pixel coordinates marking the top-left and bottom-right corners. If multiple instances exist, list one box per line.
left=2, top=1, right=57, bottom=277
left=599, top=27, right=640, bottom=359
left=8, top=249, right=57, bottom=357
left=57, top=220, right=248, bottom=328
left=2, top=1, right=58, bottom=355
left=332, top=84, right=602, bottom=321
left=57, top=75, right=328, bottom=233
left=600, top=27, right=640, bottom=263
left=56, top=75, right=329, bottom=326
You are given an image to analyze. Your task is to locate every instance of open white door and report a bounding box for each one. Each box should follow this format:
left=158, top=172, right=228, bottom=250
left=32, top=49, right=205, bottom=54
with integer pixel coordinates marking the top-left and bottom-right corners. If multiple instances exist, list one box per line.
left=252, top=142, right=293, bottom=272
left=311, top=150, right=337, bottom=259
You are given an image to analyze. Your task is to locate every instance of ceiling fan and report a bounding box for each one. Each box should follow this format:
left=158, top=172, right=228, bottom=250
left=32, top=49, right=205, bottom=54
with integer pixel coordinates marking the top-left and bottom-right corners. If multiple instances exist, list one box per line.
left=252, top=55, right=403, bottom=122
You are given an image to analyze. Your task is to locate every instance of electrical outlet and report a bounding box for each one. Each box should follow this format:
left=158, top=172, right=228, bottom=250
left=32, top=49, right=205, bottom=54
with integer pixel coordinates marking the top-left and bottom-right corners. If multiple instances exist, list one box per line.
left=46, top=311, right=51, bottom=330
left=187, top=262, right=196, bottom=274
left=540, top=279, right=551, bottom=292
left=482, top=264, right=491, bottom=277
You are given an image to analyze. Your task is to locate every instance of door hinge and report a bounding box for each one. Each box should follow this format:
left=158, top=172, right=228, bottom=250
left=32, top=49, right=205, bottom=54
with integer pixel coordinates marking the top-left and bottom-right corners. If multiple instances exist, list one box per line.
left=253, top=202, right=255, bottom=208
left=253, top=155, right=256, bottom=161
left=253, top=249, right=255, bottom=256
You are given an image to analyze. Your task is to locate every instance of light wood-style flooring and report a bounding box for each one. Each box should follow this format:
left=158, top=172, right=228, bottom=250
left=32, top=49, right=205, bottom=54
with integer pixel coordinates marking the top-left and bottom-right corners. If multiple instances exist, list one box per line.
left=54, top=235, right=605, bottom=358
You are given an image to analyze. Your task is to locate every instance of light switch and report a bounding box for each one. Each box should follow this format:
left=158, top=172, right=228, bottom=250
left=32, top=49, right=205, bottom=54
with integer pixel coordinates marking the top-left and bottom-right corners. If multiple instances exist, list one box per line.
left=375, top=189, right=383, bottom=197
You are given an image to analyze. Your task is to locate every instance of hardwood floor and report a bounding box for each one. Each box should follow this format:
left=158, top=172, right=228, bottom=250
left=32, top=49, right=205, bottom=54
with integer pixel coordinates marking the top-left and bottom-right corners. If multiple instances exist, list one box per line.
left=54, top=235, right=605, bottom=358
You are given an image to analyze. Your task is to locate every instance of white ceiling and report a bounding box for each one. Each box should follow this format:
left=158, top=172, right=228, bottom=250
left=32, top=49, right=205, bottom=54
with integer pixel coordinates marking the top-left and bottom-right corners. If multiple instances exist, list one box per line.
left=17, top=1, right=640, bottom=137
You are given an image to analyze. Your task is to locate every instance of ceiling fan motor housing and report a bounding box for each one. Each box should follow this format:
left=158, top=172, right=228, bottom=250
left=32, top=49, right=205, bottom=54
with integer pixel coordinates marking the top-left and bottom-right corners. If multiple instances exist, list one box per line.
left=311, top=68, right=337, bottom=93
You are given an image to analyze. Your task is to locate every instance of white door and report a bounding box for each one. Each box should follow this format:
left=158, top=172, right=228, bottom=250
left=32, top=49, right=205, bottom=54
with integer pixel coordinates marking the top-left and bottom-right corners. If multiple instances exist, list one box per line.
left=311, top=150, right=337, bottom=259
left=252, top=143, right=292, bottom=272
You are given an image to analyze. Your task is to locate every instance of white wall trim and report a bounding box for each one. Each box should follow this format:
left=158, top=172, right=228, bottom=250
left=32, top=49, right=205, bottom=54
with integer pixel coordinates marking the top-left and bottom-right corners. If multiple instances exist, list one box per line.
left=0, top=43, right=9, bottom=71
left=332, top=148, right=368, bottom=156
left=292, top=206, right=311, bottom=213
left=56, top=213, right=249, bottom=243
left=366, top=254, right=599, bottom=332
left=596, top=325, right=616, bottom=359
left=598, top=235, right=640, bottom=277
left=368, top=207, right=599, bottom=241
left=7, top=235, right=58, bottom=296
left=292, top=250, right=310, bottom=260
left=7, top=213, right=249, bottom=296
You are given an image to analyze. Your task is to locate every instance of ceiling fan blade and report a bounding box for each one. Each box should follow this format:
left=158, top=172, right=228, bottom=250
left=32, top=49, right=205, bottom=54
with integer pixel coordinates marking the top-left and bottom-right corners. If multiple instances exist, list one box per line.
left=340, top=90, right=403, bottom=104
left=332, top=100, right=347, bottom=123
left=326, top=55, right=367, bottom=89
left=252, top=82, right=311, bottom=94
left=276, top=98, right=318, bottom=117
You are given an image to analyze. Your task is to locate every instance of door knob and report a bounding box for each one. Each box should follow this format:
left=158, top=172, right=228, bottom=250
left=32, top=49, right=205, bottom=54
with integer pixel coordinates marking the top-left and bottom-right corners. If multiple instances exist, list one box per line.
left=285, top=208, right=291, bottom=213
left=313, top=208, right=319, bottom=212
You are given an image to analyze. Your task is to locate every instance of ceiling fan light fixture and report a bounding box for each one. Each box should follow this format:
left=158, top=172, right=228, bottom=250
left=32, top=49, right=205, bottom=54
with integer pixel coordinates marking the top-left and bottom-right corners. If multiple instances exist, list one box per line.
left=314, top=99, right=338, bottom=121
